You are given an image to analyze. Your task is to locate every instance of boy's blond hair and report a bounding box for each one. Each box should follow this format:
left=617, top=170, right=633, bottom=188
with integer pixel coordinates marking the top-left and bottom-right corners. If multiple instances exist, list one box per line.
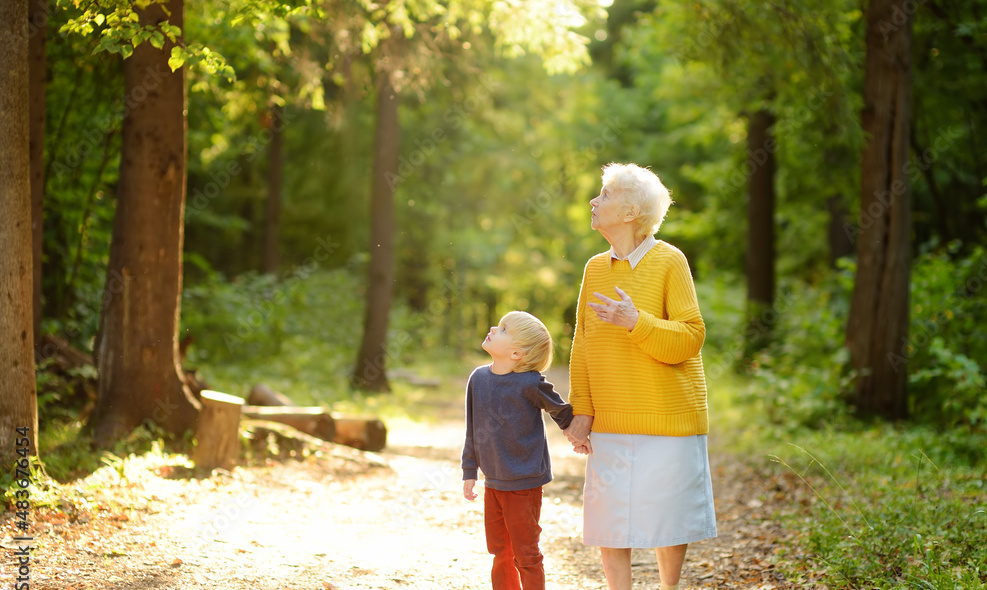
left=501, top=311, right=553, bottom=373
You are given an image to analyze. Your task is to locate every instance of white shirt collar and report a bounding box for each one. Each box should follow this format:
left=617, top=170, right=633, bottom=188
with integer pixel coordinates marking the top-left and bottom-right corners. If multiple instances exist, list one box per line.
left=609, top=235, right=658, bottom=269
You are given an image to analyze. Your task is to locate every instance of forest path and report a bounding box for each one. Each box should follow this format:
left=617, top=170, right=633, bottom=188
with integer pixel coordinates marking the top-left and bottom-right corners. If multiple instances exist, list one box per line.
left=11, top=368, right=816, bottom=589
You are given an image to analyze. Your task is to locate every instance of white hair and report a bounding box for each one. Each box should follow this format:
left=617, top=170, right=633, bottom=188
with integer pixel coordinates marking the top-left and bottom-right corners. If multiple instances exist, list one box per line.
left=601, top=163, right=673, bottom=238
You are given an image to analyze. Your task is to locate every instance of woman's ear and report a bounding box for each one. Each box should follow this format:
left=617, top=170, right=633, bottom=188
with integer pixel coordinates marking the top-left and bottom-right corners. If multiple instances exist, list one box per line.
left=623, top=204, right=640, bottom=222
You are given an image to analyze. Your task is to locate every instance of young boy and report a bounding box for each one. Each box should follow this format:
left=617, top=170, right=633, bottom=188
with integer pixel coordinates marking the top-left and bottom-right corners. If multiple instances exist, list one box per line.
left=461, top=311, right=577, bottom=590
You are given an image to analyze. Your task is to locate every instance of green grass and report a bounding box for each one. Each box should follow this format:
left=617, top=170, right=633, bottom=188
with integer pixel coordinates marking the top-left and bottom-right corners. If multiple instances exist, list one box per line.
left=764, top=425, right=987, bottom=589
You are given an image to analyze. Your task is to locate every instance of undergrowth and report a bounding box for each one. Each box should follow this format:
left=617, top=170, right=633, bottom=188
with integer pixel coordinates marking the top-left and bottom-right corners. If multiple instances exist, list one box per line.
left=764, top=426, right=987, bottom=589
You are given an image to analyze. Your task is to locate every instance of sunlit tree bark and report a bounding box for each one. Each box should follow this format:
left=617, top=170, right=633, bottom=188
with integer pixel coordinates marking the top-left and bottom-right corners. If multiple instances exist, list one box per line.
left=29, top=0, right=46, bottom=344
left=90, top=0, right=199, bottom=446
left=0, top=0, right=40, bottom=463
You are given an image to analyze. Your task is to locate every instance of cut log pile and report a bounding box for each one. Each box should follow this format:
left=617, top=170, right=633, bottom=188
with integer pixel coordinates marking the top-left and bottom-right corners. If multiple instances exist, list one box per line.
left=245, top=384, right=387, bottom=452
left=196, top=383, right=388, bottom=470
left=33, top=335, right=388, bottom=471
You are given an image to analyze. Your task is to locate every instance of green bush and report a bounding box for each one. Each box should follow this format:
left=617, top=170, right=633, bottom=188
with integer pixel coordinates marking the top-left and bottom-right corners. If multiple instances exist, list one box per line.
left=180, top=269, right=365, bottom=403
left=770, top=426, right=987, bottom=589
left=906, top=245, right=987, bottom=429
left=739, top=267, right=857, bottom=431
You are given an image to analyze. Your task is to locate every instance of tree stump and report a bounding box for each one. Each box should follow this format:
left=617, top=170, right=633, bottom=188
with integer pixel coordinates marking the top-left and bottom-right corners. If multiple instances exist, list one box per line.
left=192, top=390, right=245, bottom=471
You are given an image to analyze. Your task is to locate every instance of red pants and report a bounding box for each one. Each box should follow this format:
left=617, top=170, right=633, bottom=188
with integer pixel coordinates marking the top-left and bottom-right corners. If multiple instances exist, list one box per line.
left=484, top=486, right=545, bottom=590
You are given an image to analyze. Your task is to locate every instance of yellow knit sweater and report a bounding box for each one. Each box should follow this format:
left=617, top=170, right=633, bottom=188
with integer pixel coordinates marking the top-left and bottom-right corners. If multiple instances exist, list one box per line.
left=569, top=240, right=709, bottom=436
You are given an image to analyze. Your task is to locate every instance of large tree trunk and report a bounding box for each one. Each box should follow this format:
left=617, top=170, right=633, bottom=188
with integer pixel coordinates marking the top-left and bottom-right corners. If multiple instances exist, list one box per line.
left=744, top=108, right=777, bottom=354
left=0, top=0, right=40, bottom=462
left=352, top=69, right=399, bottom=392
left=846, top=0, right=913, bottom=420
left=262, top=103, right=283, bottom=275
left=29, top=0, right=46, bottom=344
left=89, top=0, right=199, bottom=447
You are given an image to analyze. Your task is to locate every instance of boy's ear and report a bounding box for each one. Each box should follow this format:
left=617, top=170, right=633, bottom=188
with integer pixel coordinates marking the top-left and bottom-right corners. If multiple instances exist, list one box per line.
left=510, top=348, right=525, bottom=360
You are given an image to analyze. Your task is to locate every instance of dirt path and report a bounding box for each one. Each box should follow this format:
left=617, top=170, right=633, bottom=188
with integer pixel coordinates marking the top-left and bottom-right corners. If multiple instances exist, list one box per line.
left=5, top=370, right=818, bottom=589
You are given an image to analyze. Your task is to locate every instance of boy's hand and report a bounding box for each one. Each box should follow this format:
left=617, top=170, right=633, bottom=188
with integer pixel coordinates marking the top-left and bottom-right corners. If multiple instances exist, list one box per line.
left=573, top=441, right=592, bottom=455
left=463, top=479, right=478, bottom=501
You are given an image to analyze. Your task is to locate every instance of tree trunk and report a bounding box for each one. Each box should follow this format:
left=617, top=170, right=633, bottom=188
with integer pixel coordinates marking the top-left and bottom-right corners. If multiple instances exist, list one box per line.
left=262, top=103, right=283, bottom=275
left=352, top=69, right=399, bottom=392
left=0, top=0, right=40, bottom=463
left=826, top=194, right=855, bottom=267
left=89, top=0, right=199, bottom=447
left=29, top=0, right=46, bottom=344
left=744, top=108, right=777, bottom=354
left=846, top=0, right=913, bottom=420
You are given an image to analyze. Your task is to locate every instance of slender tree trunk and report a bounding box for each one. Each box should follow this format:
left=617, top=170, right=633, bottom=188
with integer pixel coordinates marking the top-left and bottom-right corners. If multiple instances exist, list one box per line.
left=0, top=0, right=40, bottom=462
left=262, top=103, right=283, bottom=275
left=90, top=0, right=199, bottom=447
left=352, top=69, right=399, bottom=392
left=29, top=0, right=46, bottom=344
left=826, top=194, right=855, bottom=267
left=744, top=108, right=777, bottom=354
left=846, top=0, right=913, bottom=420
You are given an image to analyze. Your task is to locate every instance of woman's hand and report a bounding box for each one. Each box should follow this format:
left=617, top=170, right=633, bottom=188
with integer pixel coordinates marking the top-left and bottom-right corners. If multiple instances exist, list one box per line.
left=565, top=415, right=593, bottom=453
left=588, top=286, right=639, bottom=330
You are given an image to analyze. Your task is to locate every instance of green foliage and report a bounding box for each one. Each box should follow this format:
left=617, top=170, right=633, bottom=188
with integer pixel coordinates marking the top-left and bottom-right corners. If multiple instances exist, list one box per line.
left=769, top=427, right=987, bottom=589
left=181, top=269, right=366, bottom=403
left=738, top=267, right=856, bottom=430
left=57, top=0, right=235, bottom=79
left=42, top=8, right=123, bottom=350
left=906, top=245, right=987, bottom=429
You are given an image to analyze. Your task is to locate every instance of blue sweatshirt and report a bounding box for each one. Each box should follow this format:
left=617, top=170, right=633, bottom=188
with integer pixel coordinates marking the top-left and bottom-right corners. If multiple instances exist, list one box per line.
left=461, top=366, right=574, bottom=491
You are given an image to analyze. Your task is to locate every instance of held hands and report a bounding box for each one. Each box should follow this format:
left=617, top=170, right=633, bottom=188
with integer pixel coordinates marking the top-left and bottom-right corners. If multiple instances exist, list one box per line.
left=463, top=479, right=478, bottom=501
left=588, top=286, right=639, bottom=330
left=565, top=414, right=594, bottom=455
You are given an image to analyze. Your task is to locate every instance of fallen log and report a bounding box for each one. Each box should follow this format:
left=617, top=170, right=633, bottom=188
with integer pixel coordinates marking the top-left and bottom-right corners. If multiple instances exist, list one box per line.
left=240, top=405, right=336, bottom=442
left=248, top=383, right=388, bottom=452
left=248, top=383, right=296, bottom=407
left=193, top=390, right=245, bottom=471
left=332, top=415, right=388, bottom=452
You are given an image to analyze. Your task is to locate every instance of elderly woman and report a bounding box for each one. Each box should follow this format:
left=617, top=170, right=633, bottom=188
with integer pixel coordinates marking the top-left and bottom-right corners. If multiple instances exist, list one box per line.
left=564, top=163, right=716, bottom=590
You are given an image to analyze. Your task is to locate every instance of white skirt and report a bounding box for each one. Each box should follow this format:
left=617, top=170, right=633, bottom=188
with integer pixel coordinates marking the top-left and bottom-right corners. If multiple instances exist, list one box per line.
left=583, top=432, right=717, bottom=548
